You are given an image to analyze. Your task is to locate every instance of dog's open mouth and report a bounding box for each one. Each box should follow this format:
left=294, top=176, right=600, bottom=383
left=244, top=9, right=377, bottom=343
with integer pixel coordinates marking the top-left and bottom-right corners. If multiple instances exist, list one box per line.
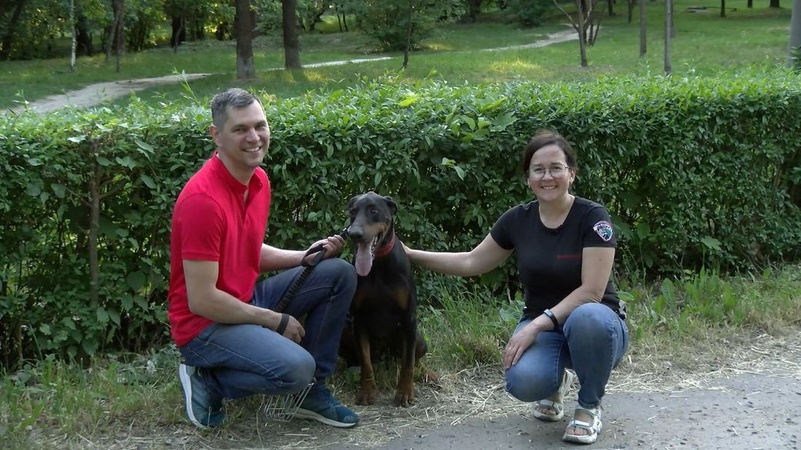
left=354, top=233, right=382, bottom=277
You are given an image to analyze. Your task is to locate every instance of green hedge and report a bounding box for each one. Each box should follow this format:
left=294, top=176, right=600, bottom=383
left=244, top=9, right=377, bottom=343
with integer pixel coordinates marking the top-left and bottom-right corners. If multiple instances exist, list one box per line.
left=2, top=69, right=800, bottom=369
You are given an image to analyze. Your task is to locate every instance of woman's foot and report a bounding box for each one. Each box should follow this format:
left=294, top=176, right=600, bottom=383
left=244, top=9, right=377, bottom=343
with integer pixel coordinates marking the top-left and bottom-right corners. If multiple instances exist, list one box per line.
left=562, top=406, right=602, bottom=444
left=532, top=370, right=574, bottom=422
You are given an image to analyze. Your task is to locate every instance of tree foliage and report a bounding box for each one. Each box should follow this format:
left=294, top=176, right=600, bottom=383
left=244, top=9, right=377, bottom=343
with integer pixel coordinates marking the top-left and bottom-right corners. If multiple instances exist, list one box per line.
left=503, top=0, right=550, bottom=27
left=350, top=0, right=465, bottom=51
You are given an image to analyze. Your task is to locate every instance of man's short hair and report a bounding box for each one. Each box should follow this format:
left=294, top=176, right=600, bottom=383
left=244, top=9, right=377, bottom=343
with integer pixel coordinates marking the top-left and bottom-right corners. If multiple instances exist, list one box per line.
left=211, top=88, right=262, bottom=129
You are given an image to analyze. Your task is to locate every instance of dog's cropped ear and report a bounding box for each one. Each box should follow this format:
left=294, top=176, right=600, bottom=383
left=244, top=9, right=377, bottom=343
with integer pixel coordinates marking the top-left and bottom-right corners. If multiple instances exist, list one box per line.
left=347, top=194, right=360, bottom=210
left=384, top=196, right=397, bottom=216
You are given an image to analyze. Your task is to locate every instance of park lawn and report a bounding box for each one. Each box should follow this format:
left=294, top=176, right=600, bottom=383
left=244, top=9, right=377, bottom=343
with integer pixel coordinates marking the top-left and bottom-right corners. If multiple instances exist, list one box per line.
left=0, top=0, right=794, bottom=110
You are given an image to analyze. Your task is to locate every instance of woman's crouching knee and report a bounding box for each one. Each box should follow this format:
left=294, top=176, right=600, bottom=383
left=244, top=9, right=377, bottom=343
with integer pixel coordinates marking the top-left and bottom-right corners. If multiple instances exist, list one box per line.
left=505, top=366, right=554, bottom=402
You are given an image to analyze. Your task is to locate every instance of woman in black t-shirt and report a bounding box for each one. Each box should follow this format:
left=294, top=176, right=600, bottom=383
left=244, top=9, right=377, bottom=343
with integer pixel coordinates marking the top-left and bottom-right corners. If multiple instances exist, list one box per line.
left=405, top=130, right=629, bottom=445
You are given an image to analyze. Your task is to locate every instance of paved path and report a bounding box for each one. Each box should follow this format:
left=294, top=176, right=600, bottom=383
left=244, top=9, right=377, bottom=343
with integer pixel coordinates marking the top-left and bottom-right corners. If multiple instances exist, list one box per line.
left=368, top=372, right=801, bottom=450
left=8, top=29, right=578, bottom=114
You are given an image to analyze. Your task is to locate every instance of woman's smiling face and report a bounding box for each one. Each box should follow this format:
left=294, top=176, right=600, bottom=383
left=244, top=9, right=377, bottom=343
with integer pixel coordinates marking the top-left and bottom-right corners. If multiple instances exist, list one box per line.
left=526, top=144, right=575, bottom=202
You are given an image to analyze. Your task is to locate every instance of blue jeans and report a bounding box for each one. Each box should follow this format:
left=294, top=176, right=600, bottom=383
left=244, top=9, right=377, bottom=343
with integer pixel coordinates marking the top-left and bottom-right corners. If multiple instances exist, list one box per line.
left=178, top=258, right=356, bottom=400
left=505, top=303, right=629, bottom=409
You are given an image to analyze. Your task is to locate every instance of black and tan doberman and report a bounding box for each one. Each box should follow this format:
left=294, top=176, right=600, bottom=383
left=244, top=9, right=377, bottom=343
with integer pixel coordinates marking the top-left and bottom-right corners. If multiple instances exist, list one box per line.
left=340, top=192, right=430, bottom=406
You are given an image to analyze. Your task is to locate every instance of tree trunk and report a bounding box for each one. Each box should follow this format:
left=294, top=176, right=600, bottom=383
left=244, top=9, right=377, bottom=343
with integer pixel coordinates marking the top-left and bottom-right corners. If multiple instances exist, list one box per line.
left=664, top=0, right=672, bottom=74
left=669, top=0, right=675, bottom=38
left=282, top=0, right=301, bottom=69
left=639, top=0, right=646, bottom=57
left=171, top=16, right=186, bottom=50
left=607, top=0, right=615, bottom=15
left=106, top=0, right=124, bottom=62
left=115, top=0, right=124, bottom=72
left=70, top=0, right=76, bottom=71
left=790, top=0, right=801, bottom=66
left=402, top=0, right=414, bottom=69
left=770, top=0, right=780, bottom=7
left=577, top=0, right=588, bottom=67
left=76, top=14, right=94, bottom=56
left=627, top=0, right=634, bottom=23
left=720, top=0, right=726, bottom=17
left=0, top=0, right=26, bottom=60
left=235, top=0, right=255, bottom=79
left=747, top=0, right=753, bottom=7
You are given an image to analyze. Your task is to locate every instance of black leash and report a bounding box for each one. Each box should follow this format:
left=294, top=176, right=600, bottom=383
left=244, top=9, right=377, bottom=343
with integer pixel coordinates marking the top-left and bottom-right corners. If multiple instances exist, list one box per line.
left=273, top=227, right=350, bottom=315
left=273, top=244, right=327, bottom=314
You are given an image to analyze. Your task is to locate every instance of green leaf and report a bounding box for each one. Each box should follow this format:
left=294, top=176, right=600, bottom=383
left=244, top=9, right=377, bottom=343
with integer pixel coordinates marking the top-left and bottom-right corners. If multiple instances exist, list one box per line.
left=107, top=308, right=121, bottom=326
left=96, top=307, right=109, bottom=323
left=51, top=183, right=66, bottom=198
left=126, top=271, right=146, bottom=291
left=116, top=156, right=136, bottom=169
left=121, top=294, right=134, bottom=311
left=26, top=182, right=42, bottom=197
left=141, top=174, right=156, bottom=189
left=399, top=95, right=418, bottom=107
left=135, top=139, right=154, bottom=152
left=81, top=339, right=98, bottom=356
left=700, top=236, right=722, bottom=251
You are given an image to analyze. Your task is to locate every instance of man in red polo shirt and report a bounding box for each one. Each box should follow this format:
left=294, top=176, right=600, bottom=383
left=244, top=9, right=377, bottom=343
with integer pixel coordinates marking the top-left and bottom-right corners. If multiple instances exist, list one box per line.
left=168, top=88, right=359, bottom=429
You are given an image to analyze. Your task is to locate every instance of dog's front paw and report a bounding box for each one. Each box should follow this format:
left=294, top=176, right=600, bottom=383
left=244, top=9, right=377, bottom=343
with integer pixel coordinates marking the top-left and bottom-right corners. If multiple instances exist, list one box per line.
left=393, top=388, right=415, bottom=407
left=356, top=387, right=378, bottom=405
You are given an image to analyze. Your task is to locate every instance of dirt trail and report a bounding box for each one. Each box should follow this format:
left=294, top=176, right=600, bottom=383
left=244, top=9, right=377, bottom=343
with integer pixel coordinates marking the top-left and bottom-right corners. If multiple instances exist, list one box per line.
left=8, top=28, right=578, bottom=115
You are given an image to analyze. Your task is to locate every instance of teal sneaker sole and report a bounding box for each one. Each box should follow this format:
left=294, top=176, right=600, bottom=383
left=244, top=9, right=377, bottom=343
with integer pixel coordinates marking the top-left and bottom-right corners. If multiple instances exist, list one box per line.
left=294, top=406, right=359, bottom=428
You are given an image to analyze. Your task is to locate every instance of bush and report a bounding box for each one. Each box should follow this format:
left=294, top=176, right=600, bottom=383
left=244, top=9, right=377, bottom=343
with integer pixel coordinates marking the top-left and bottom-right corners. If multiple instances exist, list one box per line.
left=2, top=68, right=801, bottom=370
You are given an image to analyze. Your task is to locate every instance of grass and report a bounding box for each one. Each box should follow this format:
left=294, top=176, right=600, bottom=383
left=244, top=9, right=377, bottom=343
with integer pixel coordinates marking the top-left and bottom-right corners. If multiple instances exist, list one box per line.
left=0, top=1, right=793, bottom=109
left=2, top=265, right=800, bottom=449
left=1, top=1, right=800, bottom=448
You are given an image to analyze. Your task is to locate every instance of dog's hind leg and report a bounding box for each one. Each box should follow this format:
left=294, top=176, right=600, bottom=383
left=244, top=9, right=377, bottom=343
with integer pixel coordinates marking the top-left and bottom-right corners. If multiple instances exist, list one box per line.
left=414, top=331, right=439, bottom=383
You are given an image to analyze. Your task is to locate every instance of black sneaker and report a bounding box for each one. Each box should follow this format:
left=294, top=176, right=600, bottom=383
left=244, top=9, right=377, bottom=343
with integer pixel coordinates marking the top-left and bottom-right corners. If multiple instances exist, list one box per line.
left=294, top=384, right=359, bottom=428
left=178, top=363, right=224, bottom=428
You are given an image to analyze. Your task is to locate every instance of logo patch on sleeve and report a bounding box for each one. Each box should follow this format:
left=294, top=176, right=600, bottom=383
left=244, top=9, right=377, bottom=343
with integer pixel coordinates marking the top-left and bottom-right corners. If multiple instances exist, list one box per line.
left=593, top=221, right=614, bottom=242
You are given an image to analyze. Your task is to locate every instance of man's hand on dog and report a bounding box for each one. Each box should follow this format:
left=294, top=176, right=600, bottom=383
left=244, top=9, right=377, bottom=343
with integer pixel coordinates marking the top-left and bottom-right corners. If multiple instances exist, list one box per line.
left=303, top=235, right=346, bottom=264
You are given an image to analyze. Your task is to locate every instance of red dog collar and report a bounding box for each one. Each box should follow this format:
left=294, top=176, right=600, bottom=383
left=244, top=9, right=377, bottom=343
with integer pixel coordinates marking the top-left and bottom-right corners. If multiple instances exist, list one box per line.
left=373, top=233, right=396, bottom=258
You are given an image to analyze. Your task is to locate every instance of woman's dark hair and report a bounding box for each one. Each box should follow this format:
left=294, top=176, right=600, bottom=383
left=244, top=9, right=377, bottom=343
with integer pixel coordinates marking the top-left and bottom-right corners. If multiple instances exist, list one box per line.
left=521, top=130, right=577, bottom=177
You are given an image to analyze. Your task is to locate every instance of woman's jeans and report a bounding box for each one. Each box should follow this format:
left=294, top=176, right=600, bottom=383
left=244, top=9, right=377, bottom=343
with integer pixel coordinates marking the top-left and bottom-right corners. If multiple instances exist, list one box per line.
left=505, top=302, right=629, bottom=409
left=178, top=258, right=356, bottom=400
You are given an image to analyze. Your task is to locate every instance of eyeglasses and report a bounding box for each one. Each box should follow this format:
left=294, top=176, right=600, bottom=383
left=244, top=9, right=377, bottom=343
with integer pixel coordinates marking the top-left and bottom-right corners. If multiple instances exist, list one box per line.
left=529, top=165, right=571, bottom=179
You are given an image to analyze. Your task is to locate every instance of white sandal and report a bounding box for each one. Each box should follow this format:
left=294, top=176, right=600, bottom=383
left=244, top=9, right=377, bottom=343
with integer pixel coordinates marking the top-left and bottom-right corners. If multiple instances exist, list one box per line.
left=532, top=370, right=574, bottom=422
left=562, top=406, right=603, bottom=444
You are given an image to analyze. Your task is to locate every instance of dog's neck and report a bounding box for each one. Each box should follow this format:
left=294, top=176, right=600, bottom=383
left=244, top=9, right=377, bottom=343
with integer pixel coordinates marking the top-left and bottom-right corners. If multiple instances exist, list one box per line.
left=373, top=230, right=396, bottom=258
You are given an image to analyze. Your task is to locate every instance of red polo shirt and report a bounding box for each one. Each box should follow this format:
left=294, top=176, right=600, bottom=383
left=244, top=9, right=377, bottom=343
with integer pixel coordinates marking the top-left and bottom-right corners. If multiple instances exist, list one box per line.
left=167, top=154, right=271, bottom=347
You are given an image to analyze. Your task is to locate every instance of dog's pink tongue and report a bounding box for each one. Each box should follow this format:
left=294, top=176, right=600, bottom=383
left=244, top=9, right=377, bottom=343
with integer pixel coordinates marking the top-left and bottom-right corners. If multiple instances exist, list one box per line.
left=355, top=242, right=374, bottom=276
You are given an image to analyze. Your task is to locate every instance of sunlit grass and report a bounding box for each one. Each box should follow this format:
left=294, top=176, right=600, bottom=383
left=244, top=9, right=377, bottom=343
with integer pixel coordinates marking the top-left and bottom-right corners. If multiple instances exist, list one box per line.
left=0, top=0, right=793, bottom=109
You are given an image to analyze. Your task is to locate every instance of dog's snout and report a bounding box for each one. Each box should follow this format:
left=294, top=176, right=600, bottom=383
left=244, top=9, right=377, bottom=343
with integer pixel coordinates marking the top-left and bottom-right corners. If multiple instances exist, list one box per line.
left=348, top=229, right=363, bottom=240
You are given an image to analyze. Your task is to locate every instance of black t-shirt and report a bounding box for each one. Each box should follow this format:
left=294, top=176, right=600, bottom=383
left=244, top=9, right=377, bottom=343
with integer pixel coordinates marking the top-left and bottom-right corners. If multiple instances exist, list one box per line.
left=490, top=196, right=625, bottom=320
